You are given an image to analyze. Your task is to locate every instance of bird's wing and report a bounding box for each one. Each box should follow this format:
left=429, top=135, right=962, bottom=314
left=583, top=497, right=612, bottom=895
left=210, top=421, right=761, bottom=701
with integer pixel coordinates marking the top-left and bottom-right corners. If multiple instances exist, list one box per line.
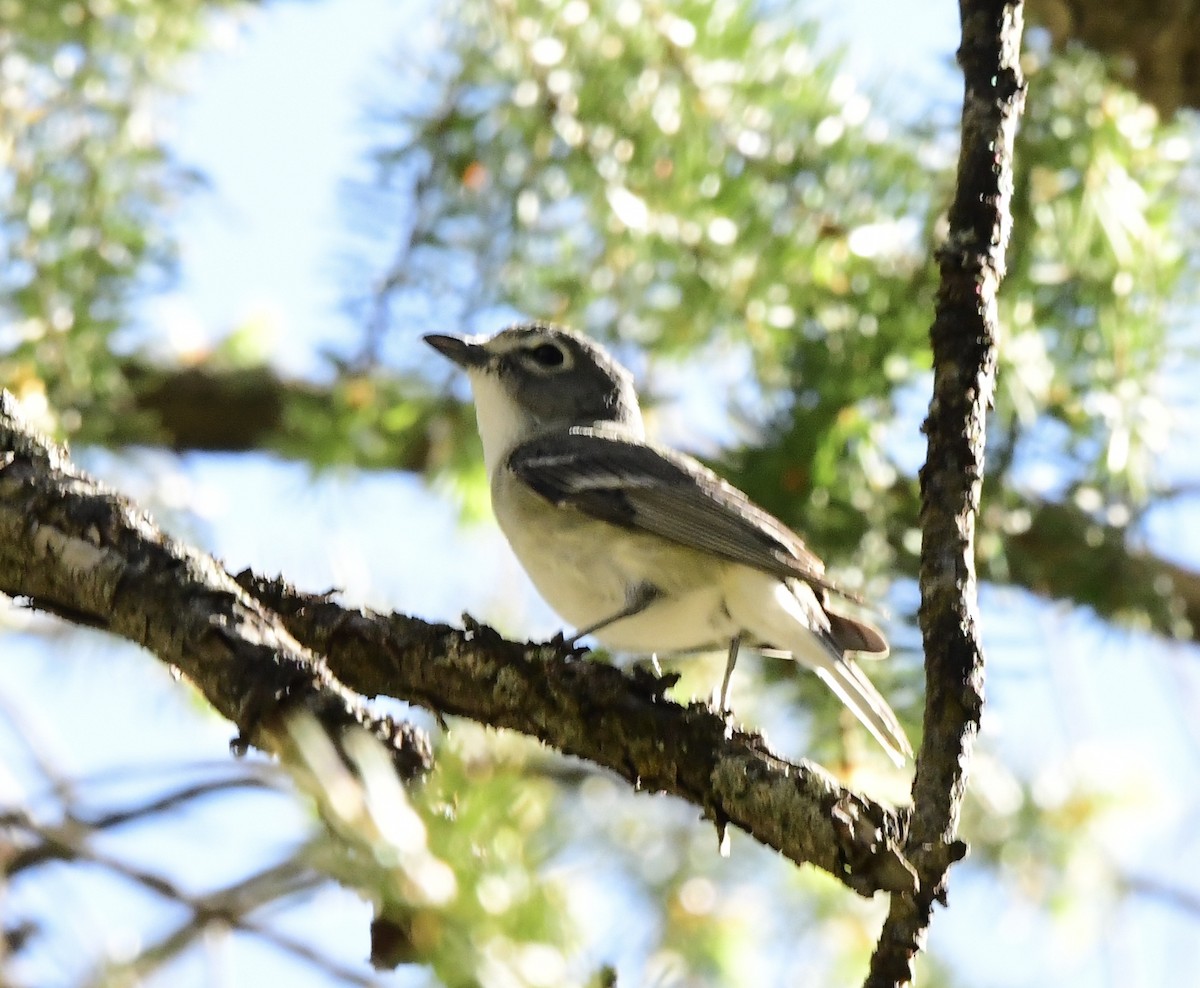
left=507, top=427, right=833, bottom=588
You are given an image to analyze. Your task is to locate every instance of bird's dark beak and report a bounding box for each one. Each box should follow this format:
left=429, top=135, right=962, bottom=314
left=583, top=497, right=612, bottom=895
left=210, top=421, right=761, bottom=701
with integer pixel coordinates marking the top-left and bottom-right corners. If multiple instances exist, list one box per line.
left=424, top=333, right=489, bottom=370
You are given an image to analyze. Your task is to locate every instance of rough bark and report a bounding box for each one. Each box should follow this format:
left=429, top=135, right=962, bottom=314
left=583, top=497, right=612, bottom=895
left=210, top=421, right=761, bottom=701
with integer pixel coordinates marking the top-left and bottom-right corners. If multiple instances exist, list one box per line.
left=0, top=392, right=431, bottom=781
left=866, top=2, right=1025, bottom=985
left=0, top=391, right=915, bottom=898
left=237, top=572, right=917, bottom=896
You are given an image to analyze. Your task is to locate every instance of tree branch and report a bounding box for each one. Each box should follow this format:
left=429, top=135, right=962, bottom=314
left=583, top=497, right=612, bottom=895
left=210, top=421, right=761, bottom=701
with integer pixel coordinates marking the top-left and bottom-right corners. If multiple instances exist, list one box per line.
left=115, top=358, right=453, bottom=472
left=1002, top=496, right=1200, bottom=636
left=0, top=392, right=431, bottom=781
left=0, top=388, right=915, bottom=898
left=866, top=2, right=1025, bottom=984
left=8, top=810, right=372, bottom=988
left=1028, top=0, right=1200, bottom=115
left=236, top=571, right=918, bottom=897
left=119, top=360, right=309, bottom=452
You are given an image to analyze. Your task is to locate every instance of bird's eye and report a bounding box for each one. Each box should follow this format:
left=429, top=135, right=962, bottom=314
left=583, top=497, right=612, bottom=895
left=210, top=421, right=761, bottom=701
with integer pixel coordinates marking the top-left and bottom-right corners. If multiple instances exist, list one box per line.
left=529, top=343, right=565, bottom=367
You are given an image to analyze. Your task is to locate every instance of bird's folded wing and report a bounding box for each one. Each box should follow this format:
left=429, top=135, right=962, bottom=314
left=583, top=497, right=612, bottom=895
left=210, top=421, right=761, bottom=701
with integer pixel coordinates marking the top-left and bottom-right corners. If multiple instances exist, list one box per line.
left=507, top=428, right=832, bottom=587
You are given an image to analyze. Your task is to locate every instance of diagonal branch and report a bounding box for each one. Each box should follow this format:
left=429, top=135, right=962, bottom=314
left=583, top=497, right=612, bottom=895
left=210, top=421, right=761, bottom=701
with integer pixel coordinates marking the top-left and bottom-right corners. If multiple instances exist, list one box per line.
left=866, top=1, right=1025, bottom=984
left=0, top=389, right=914, bottom=898
left=237, top=571, right=917, bottom=897
left=0, top=392, right=432, bottom=781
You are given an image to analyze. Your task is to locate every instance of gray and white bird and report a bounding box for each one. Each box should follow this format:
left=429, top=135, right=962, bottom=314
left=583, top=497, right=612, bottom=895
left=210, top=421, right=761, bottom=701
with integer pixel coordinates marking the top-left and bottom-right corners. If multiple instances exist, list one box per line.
left=425, top=323, right=911, bottom=765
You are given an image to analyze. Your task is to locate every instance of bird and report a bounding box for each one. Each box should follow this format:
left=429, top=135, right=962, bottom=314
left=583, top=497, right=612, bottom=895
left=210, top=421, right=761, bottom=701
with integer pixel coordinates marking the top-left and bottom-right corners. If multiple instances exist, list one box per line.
left=424, top=322, right=912, bottom=765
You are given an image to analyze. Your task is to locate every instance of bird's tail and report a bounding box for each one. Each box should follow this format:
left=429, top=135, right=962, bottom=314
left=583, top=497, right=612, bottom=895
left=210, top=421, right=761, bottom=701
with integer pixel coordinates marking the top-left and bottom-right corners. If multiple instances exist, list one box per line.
left=802, top=643, right=912, bottom=767
left=731, top=575, right=912, bottom=765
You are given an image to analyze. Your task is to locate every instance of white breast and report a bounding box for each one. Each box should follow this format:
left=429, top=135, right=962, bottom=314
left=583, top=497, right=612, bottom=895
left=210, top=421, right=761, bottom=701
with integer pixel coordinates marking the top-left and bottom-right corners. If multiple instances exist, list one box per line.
left=491, top=467, right=742, bottom=653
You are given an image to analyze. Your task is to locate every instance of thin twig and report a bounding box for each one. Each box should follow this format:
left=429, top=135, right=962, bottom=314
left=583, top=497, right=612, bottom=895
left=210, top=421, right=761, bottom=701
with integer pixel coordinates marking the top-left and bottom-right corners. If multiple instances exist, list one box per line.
left=866, top=2, right=1026, bottom=984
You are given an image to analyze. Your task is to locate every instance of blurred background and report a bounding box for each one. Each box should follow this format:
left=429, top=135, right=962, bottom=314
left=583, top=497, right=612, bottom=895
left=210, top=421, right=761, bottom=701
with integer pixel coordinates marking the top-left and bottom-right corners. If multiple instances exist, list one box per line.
left=2, top=0, right=1199, bottom=984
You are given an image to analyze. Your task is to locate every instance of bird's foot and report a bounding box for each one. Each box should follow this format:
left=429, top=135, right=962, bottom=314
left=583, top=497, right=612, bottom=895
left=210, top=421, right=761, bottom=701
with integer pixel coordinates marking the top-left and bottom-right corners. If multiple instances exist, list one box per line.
left=629, top=657, right=679, bottom=701
left=547, top=629, right=590, bottom=660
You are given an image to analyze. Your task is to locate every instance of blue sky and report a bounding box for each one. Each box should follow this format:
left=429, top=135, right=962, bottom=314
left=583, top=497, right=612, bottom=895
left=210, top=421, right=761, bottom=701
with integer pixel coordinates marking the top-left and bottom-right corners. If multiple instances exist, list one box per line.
left=142, top=0, right=423, bottom=376
left=145, top=0, right=963, bottom=374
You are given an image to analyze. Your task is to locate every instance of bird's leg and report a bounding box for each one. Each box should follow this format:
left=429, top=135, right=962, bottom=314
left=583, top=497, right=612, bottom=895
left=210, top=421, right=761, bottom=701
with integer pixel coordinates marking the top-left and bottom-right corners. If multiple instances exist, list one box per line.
left=564, top=582, right=661, bottom=648
left=718, top=633, right=742, bottom=714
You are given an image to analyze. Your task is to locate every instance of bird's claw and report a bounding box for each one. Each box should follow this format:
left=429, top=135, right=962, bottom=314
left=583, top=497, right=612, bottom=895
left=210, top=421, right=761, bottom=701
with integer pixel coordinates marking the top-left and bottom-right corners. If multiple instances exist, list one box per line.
left=547, top=630, right=589, bottom=659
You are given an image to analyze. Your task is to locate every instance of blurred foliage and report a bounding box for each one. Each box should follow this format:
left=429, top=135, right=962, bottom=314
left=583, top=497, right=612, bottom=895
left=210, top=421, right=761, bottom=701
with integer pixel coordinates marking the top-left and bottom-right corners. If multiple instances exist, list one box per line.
left=0, top=0, right=249, bottom=441
left=1027, top=0, right=1200, bottom=116
left=290, top=721, right=573, bottom=987
left=0, top=0, right=469, bottom=472
left=998, top=48, right=1188, bottom=508
left=355, top=0, right=1192, bottom=589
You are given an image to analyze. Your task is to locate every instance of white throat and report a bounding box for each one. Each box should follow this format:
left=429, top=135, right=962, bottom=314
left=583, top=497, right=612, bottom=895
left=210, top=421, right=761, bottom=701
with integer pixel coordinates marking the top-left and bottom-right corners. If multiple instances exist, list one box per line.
left=467, top=368, right=646, bottom=476
left=467, top=370, right=536, bottom=475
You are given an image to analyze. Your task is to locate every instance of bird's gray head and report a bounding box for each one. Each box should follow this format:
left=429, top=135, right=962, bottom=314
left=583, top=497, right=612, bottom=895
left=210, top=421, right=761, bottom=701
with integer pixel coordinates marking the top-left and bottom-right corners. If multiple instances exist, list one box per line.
left=425, top=323, right=644, bottom=468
